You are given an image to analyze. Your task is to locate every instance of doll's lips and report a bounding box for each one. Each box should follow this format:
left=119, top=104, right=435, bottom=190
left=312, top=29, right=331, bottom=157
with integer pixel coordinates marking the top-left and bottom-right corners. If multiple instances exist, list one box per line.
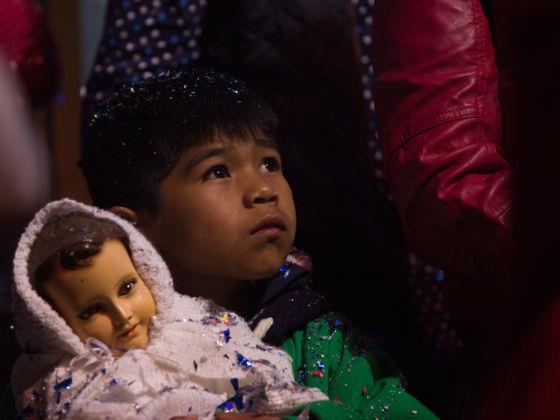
left=119, top=324, right=138, bottom=338
left=250, top=215, right=287, bottom=236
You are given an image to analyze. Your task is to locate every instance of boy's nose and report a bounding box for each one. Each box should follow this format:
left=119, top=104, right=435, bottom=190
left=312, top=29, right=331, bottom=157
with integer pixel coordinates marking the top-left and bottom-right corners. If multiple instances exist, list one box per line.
left=243, top=182, right=278, bottom=207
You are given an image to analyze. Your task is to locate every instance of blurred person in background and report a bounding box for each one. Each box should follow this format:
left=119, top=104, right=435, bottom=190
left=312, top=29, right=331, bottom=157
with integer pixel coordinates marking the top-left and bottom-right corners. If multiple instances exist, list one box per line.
left=0, top=0, right=58, bottom=391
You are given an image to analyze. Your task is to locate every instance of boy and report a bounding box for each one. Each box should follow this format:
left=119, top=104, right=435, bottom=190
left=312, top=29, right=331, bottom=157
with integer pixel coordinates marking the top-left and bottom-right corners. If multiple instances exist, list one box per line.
left=77, top=69, right=436, bottom=419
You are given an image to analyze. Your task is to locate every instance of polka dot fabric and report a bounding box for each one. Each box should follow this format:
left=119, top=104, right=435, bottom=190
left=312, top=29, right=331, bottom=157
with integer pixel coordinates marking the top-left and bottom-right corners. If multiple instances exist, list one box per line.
left=82, top=0, right=208, bottom=120
left=350, top=0, right=463, bottom=366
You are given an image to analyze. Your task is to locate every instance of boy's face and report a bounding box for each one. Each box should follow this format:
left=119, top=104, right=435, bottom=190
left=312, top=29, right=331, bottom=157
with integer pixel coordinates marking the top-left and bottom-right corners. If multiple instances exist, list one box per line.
left=43, top=239, right=156, bottom=352
left=138, top=132, right=297, bottom=291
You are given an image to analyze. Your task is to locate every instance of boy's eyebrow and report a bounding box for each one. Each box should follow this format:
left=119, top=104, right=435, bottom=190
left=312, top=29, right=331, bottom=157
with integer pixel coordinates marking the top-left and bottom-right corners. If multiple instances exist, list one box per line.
left=182, top=137, right=279, bottom=174
left=182, top=145, right=233, bottom=174
left=182, top=138, right=279, bottom=172
left=254, top=137, right=279, bottom=150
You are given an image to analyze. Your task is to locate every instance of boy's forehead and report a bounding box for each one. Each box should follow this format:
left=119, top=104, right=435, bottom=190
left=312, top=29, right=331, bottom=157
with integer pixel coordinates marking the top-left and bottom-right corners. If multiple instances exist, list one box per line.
left=200, top=131, right=278, bottom=149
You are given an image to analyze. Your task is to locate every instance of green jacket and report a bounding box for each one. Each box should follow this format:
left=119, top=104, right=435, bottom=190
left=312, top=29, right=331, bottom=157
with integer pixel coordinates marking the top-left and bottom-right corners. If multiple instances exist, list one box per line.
left=282, top=314, right=437, bottom=419
left=0, top=314, right=437, bottom=419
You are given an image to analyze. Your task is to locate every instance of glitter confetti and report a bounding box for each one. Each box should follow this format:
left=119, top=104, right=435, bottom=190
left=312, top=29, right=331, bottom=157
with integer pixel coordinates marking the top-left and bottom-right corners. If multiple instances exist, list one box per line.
left=54, top=377, right=72, bottom=391
left=54, top=376, right=72, bottom=404
left=220, top=312, right=235, bottom=325
left=236, top=352, right=253, bottom=369
left=310, top=371, right=324, bottom=378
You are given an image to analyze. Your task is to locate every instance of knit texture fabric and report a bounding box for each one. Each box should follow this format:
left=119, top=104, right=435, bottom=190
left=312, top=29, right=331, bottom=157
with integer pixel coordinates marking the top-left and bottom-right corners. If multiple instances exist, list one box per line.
left=11, top=199, right=326, bottom=418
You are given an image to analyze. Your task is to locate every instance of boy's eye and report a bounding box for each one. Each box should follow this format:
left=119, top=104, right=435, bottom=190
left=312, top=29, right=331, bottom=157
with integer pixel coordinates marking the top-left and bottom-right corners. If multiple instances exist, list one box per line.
left=119, top=279, right=137, bottom=296
left=203, top=165, right=230, bottom=180
left=260, top=157, right=281, bottom=172
left=79, top=305, right=100, bottom=320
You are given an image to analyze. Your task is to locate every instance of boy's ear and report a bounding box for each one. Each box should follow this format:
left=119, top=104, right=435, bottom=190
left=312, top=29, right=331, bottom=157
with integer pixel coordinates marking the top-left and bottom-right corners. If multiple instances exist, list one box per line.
left=110, top=206, right=140, bottom=226
left=110, top=206, right=157, bottom=237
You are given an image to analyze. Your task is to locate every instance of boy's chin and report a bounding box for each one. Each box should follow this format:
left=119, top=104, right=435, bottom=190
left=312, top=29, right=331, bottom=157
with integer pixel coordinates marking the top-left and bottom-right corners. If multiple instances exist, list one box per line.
left=241, top=256, right=287, bottom=281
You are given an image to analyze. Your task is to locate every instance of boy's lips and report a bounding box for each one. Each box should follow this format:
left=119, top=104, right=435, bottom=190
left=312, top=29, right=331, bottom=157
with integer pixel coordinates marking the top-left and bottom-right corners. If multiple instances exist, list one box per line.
left=250, top=215, right=288, bottom=236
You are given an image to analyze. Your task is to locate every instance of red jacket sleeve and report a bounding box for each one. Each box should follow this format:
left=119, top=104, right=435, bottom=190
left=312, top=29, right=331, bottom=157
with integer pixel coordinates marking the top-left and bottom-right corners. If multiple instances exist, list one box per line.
left=372, top=0, right=513, bottom=331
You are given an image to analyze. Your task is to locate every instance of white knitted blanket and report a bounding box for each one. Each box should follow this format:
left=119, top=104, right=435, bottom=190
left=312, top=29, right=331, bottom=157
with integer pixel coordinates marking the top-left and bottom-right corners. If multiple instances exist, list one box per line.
left=11, top=199, right=327, bottom=419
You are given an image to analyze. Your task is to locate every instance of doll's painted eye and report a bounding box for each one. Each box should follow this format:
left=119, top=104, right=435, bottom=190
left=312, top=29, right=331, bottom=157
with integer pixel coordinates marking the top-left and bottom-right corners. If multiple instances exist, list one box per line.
left=203, top=165, right=230, bottom=180
left=79, top=305, right=100, bottom=320
left=260, top=157, right=281, bottom=172
left=119, top=279, right=137, bottom=296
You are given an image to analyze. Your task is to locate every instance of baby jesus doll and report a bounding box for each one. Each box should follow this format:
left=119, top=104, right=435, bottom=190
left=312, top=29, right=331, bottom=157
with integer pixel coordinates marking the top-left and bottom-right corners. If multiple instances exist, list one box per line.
left=11, top=199, right=326, bottom=419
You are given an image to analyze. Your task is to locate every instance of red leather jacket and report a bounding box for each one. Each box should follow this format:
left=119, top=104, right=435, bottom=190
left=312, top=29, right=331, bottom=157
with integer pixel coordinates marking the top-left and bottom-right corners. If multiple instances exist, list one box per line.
left=373, top=0, right=513, bottom=334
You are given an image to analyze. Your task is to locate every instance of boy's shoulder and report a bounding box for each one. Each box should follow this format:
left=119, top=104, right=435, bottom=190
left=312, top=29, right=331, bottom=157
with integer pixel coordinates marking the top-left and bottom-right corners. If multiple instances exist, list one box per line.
left=283, top=311, right=399, bottom=376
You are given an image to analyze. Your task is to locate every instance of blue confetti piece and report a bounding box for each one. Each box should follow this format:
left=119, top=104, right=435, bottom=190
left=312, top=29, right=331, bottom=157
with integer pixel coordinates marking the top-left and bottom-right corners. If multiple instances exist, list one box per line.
left=236, top=352, right=253, bottom=369
left=101, top=368, right=107, bottom=374
left=217, top=400, right=235, bottom=412
left=217, top=393, right=245, bottom=413
left=317, top=361, right=325, bottom=370
left=54, top=377, right=72, bottom=391
left=279, top=263, right=288, bottom=273
left=435, top=270, right=445, bottom=283
left=230, top=378, right=239, bottom=391
left=53, top=377, right=71, bottom=406
left=232, top=394, right=245, bottom=411
left=223, top=329, right=231, bottom=343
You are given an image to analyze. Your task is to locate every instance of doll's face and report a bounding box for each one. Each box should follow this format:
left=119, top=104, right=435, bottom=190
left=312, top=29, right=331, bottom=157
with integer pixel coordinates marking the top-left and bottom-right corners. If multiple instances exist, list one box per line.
left=43, top=239, right=156, bottom=352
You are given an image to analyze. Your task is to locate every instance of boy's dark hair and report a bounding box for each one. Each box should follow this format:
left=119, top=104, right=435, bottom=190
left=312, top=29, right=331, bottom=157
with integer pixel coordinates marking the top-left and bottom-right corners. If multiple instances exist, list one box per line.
left=31, top=214, right=130, bottom=289
left=80, top=69, right=278, bottom=214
